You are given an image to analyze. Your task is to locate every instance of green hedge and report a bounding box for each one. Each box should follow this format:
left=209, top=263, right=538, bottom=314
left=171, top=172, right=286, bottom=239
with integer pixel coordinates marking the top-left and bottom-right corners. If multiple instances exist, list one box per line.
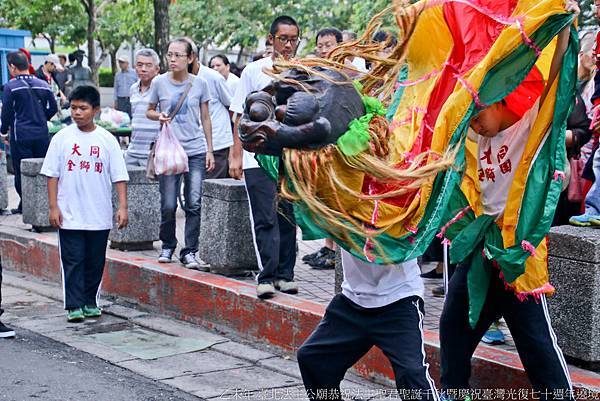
left=98, top=67, right=114, bottom=87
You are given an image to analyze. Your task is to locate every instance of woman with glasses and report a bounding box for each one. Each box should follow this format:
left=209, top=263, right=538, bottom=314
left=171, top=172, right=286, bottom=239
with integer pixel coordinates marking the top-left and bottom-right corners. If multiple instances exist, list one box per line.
left=146, top=38, right=215, bottom=269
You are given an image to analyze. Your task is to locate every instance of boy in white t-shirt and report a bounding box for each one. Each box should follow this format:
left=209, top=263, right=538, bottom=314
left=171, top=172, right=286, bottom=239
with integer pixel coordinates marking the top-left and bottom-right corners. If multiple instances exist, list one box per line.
left=439, top=22, right=576, bottom=400
left=297, top=250, right=439, bottom=401
left=41, top=86, right=130, bottom=323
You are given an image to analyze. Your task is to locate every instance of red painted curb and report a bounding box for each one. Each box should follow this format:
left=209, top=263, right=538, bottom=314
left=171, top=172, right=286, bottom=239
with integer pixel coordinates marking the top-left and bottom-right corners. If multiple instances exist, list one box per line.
left=1, top=227, right=598, bottom=391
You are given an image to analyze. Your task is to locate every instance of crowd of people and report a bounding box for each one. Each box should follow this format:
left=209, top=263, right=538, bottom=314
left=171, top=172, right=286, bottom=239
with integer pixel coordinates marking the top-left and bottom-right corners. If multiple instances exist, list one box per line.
left=0, top=0, right=596, bottom=399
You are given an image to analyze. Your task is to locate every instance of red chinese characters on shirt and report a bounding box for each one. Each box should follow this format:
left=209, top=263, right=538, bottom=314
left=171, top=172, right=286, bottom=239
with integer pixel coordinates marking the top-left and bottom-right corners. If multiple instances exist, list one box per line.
left=66, top=143, right=105, bottom=174
left=478, top=144, right=512, bottom=182
left=90, top=146, right=100, bottom=158
left=480, top=146, right=492, bottom=165
left=71, top=143, right=82, bottom=156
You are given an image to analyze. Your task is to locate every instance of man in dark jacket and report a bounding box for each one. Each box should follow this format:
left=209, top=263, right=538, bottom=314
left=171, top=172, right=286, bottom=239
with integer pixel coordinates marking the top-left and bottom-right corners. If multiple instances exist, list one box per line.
left=0, top=51, right=58, bottom=214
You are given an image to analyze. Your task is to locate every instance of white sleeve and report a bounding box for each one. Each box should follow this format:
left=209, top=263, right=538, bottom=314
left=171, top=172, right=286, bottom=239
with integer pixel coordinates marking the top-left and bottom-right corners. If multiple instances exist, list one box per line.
left=108, top=136, right=129, bottom=183
left=229, top=68, right=252, bottom=114
left=215, top=74, right=232, bottom=108
left=40, top=134, right=62, bottom=178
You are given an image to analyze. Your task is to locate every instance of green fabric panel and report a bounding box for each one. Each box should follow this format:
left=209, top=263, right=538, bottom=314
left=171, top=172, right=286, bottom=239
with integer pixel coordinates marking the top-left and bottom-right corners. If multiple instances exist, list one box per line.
left=514, top=25, right=578, bottom=246
left=467, top=244, right=491, bottom=328
left=386, top=65, right=409, bottom=121
left=256, top=154, right=280, bottom=182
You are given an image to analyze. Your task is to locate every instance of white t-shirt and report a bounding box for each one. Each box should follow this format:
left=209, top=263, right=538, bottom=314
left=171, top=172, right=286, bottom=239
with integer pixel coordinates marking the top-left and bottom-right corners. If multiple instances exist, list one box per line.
left=226, top=73, right=240, bottom=98
left=350, top=57, right=368, bottom=73
left=198, top=66, right=233, bottom=151
left=230, top=57, right=274, bottom=170
left=341, top=249, right=424, bottom=308
left=40, top=124, right=130, bottom=230
left=477, top=101, right=539, bottom=219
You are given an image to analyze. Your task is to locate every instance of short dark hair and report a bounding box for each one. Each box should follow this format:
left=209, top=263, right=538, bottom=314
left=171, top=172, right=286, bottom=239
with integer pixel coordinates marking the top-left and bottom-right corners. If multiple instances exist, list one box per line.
left=58, top=54, right=67, bottom=62
left=6, top=51, right=29, bottom=71
left=209, top=54, right=230, bottom=67
left=373, top=31, right=398, bottom=47
left=270, top=15, right=299, bottom=37
left=316, top=28, right=343, bottom=45
left=69, top=85, right=100, bottom=108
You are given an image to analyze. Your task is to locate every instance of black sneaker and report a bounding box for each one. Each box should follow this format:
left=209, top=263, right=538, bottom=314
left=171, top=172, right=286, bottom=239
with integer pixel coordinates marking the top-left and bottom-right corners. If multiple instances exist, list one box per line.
left=0, top=321, right=16, bottom=338
left=302, top=247, right=331, bottom=263
left=309, top=254, right=336, bottom=270
left=421, top=270, right=443, bottom=279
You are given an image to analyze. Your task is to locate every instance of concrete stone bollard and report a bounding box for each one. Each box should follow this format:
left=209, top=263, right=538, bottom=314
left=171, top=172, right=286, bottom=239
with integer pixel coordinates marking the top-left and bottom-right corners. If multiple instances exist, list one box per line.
left=21, top=158, right=53, bottom=232
left=548, top=225, right=600, bottom=370
left=109, top=167, right=160, bottom=251
left=199, top=179, right=258, bottom=276
left=0, top=152, right=8, bottom=211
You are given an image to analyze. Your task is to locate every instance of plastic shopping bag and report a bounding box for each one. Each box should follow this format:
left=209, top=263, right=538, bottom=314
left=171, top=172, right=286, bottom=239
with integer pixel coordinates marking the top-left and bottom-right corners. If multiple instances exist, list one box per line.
left=100, top=107, right=131, bottom=128
left=154, top=123, right=189, bottom=175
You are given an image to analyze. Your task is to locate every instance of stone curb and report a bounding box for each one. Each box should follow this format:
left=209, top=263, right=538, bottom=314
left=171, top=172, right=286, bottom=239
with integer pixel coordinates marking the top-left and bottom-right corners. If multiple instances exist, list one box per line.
left=1, top=224, right=598, bottom=391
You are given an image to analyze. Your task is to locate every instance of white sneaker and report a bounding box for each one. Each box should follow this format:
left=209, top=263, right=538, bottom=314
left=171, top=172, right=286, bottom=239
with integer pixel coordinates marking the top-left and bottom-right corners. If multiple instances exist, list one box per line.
left=274, top=279, right=298, bottom=294
left=256, top=283, right=276, bottom=299
left=158, top=248, right=175, bottom=263
left=181, top=253, right=200, bottom=269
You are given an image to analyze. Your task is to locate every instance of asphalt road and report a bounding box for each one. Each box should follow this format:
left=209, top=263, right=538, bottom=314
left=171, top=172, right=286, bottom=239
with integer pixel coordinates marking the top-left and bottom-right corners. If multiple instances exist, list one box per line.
left=0, top=328, right=202, bottom=401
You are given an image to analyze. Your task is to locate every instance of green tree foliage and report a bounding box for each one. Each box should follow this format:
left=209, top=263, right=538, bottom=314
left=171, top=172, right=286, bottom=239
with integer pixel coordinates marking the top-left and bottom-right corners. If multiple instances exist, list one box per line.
left=0, top=0, right=85, bottom=52
left=97, top=0, right=154, bottom=74
left=171, top=0, right=359, bottom=60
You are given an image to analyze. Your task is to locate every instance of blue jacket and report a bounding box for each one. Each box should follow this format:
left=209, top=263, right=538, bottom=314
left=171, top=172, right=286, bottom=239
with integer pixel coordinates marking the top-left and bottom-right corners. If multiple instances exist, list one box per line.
left=1, top=75, right=58, bottom=141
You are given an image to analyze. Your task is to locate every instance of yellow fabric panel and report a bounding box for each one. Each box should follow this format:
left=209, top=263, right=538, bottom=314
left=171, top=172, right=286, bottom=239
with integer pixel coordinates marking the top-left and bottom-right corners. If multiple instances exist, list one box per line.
left=390, top=4, right=452, bottom=160
left=512, top=238, right=553, bottom=295
left=461, top=136, right=483, bottom=216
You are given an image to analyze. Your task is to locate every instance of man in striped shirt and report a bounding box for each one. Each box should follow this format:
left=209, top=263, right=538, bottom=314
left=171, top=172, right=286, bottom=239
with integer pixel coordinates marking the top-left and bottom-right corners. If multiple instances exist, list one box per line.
left=125, top=49, right=161, bottom=167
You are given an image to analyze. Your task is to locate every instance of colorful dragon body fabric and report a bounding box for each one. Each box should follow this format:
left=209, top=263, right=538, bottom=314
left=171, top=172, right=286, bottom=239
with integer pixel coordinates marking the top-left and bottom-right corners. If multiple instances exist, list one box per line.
left=239, top=0, right=578, bottom=327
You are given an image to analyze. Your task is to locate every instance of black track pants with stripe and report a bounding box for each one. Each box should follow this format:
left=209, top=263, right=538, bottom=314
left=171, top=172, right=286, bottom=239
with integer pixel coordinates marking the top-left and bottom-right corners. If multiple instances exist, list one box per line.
left=440, top=263, right=574, bottom=400
left=298, top=294, right=439, bottom=401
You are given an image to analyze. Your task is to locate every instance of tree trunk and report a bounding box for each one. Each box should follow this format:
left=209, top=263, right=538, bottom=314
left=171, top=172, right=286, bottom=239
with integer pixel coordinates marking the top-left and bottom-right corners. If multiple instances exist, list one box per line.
left=43, top=35, right=56, bottom=53
left=110, top=48, right=117, bottom=78
left=85, top=0, right=98, bottom=84
left=153, top=0, right=170, bottom=72
left=236, top=45, right=245, bottom=65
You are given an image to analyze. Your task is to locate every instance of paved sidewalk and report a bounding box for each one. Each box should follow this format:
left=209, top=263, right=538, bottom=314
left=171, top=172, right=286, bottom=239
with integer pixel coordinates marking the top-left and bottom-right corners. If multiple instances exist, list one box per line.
left=1, top=270, right=391, bottom=401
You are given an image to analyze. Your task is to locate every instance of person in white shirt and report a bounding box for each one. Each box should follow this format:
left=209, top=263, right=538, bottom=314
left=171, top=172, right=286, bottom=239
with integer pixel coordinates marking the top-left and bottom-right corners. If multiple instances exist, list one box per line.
left=229, top=16, right=300, bottom=299
left=341, top=30, right=368, bottom=73
left=198, top=64, right=234, bottom=178
left=41, top=86, right=129, bottom=323
left=297, top=250, right=439, bottom=401
left=209, top=54, right=240, bottom=98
